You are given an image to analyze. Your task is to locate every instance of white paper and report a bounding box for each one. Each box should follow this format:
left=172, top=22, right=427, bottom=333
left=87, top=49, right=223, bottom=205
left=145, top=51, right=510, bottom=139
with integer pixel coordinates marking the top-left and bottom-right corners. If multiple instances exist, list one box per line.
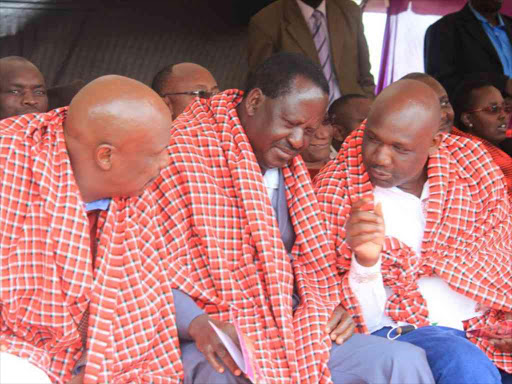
left=208, top=321, right=246, bottom=373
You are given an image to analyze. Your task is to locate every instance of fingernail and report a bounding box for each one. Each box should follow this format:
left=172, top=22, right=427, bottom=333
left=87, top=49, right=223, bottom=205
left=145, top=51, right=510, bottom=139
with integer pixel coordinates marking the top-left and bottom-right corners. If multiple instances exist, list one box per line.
left=235, top=370, right=241, bottom=376
left=337, top=337, right=344, bottom=344
left=219, top=368, right=224, bottom=373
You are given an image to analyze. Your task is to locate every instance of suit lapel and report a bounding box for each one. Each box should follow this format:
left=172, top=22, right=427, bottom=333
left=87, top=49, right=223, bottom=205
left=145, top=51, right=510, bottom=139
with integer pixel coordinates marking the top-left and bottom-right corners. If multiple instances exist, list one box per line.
left=326, top=0, right=346, bottom=81
left=284, top=0, right=320, bottom=64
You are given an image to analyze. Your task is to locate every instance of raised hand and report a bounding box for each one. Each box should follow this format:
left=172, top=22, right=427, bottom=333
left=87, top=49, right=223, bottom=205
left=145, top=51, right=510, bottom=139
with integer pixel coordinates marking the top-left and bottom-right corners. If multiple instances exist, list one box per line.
left=345, top=198, right=385, bottom=267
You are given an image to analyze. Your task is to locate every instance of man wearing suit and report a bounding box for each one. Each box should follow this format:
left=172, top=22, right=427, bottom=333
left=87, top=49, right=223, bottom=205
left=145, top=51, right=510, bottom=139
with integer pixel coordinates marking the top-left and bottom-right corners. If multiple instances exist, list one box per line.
left=425, top=0, right=512, bottom=99
left=248, top=0, right=375, bottom=101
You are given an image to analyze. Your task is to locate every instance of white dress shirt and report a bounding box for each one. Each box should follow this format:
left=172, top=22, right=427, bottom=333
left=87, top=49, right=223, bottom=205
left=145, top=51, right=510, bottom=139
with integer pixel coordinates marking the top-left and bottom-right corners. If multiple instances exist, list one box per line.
left=263, top=168, right=280, bottom=202
left=349, top=182, right=482, bottom=332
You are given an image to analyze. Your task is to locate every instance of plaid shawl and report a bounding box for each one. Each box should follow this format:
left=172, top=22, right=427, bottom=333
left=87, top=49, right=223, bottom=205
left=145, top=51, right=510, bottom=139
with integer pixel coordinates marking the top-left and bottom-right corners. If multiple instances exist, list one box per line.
left=314, top=124, right=512, bottom=373
left=0, top=109, right=183, bottom=383
left=452, top=127, right=512, bottom=200
left=154, top=90, right=341, bottom=384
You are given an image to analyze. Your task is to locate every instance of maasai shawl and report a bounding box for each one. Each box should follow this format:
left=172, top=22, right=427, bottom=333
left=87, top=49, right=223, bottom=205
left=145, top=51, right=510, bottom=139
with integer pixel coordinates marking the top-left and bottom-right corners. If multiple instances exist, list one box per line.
left=314, top=124, right=512, bottom=373
left=0, top=109, right=183, bottom=383
left=452, top=127, right=512, bottom=200
left=153, top=90, right=341, bottom=384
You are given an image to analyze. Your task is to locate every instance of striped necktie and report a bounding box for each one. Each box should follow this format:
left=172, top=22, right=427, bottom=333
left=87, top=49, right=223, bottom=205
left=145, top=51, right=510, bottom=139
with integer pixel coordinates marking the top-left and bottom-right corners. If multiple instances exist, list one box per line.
left=311, top=10, right=336, bottom=102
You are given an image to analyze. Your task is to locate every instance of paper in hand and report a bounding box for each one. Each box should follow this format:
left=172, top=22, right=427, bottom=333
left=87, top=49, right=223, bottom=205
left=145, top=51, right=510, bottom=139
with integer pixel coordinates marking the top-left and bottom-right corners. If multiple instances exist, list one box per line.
left=208, top=321, right=265, bottom=384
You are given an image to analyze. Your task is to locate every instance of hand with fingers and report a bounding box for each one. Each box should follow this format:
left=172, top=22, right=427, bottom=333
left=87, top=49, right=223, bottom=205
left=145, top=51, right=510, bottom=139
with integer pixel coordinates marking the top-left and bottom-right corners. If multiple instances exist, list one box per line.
left=188, top=314, right=243, bottom=377
left=489, top=312, right=512, bottom=353
left=345, top=198, right=385, bottom=267
left=326, top=305, right=356, bottom=345
left=489, top=338, right=512, bottom=353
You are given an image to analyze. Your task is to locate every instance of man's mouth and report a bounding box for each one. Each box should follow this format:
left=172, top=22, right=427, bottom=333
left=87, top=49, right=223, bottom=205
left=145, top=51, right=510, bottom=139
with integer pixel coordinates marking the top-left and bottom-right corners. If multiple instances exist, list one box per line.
left=276, top=146, right=297, bottom=159
left=369, top=167, right=393, bottom=181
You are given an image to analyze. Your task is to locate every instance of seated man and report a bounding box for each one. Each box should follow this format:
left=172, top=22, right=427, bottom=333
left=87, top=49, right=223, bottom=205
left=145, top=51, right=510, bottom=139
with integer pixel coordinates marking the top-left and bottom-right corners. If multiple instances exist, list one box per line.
left=151, top=62, right=218, bottom=119
left=315, top=79, right=512, bottom=384
left=0, top=76, right=183, bottom=383
left=154, top=53, right=434, bottom=383
left=329, top=94, right=371, bottom=151
left=0, top=56, right=48, bottom=119
left=400, top=72, right=454, bottom=133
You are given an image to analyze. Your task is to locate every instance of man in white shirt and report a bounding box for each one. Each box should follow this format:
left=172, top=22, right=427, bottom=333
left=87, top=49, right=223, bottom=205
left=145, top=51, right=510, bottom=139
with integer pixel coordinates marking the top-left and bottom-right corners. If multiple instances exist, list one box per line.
left=315, top=79, right=512, bottom=384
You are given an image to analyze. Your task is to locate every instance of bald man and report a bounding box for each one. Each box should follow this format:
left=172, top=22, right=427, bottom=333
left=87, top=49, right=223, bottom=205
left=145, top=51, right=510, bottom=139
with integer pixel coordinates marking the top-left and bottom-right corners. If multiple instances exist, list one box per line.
left=151, top=62, right=219, bottom=119
left=401, top=72, right=455, bottom=133
left=315, top=79, right=512, bottom=384
left=0, top=76, right=183, bottom=383
left=0, top=56, right=48, bottom=119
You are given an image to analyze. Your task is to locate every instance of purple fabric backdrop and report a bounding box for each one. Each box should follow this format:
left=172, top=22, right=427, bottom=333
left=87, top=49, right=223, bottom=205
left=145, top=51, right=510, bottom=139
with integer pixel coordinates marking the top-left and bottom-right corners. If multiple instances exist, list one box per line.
left=376, top=0, right=512, bottom=93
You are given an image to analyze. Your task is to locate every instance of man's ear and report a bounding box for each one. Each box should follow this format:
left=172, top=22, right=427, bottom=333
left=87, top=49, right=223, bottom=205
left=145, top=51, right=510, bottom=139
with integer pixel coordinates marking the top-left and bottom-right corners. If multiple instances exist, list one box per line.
left=244, top=88, right=265, bottom=116
left=428, top=131, right=443, bottom=155
left=95, top=144, right=114, bottom=171
left=332, top=123, right=347, bottom=142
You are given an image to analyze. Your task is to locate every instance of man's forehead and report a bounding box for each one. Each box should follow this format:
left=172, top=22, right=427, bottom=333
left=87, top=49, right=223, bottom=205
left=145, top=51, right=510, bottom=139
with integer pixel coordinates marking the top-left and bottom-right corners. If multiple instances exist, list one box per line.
left=0, top=66, right=45, bottom=86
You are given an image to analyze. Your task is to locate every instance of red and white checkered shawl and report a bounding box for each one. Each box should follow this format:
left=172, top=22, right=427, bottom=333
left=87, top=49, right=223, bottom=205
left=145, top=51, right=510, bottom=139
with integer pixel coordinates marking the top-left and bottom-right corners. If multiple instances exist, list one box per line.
left=314, top=123, right=512, bottom=372
left=452, top=127, right=512, bottom=201
left=0, top=109, right=183, bottom=383
left=154, top=90, right=341, bottom=383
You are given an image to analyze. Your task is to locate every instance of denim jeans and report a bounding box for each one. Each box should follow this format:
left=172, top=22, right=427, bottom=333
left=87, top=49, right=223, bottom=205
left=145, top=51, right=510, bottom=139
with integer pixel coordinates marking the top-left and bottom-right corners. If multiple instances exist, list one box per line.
left=373, top=325, right=511, bottom=384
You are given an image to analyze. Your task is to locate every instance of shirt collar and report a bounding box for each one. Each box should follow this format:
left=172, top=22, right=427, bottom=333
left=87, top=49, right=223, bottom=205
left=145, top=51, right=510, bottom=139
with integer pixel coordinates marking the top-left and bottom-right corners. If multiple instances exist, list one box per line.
left=85, top=198, right=111, bottom=212
left=469, top=3, right=505, bottom=28
left=374, top=180, right=430, bottom=202
left=296, top=0, right=327, bottom=22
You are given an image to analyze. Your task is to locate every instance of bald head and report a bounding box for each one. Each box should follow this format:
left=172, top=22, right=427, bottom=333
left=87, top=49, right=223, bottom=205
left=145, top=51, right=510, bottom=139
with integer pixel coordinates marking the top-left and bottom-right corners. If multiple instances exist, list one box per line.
left=369, top=79, right=441, bottom=133
left=151, top=62, right=218, bottom=119
left=362, top=80, right=442, bottom=196
left=64, top=75, right=172, bottom=202
left=0, top=56, right=48, bottom=119
left=401, top=72, right=454, bottom=132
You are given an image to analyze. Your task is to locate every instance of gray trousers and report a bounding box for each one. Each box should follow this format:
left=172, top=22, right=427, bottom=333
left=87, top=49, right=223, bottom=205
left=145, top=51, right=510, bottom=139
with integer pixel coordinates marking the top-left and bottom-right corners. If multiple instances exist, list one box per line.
left=182, top=333, right=435, bottom=384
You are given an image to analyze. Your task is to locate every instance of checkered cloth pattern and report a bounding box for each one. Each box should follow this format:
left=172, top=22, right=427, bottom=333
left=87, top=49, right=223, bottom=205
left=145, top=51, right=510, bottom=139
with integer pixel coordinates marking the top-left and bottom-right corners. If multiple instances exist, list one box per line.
left=314, top=123, right=512, bottom=373
left=153, top=90, right=341, bottom=383
left=0, top=109, right=183, bottom=383
left=452, top=127, right=512, bottom=201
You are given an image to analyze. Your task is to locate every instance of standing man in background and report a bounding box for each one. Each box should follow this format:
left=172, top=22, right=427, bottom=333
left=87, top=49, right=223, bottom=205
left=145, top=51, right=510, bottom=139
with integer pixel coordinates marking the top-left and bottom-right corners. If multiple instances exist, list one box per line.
left=425, top=0, right=512, bottom=99
left=248, top=0, right=375, bottom=102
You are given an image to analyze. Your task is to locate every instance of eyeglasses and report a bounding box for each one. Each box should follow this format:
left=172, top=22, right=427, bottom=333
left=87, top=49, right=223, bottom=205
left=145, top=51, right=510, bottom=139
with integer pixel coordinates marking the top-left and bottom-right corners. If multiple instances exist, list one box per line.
left=161, top=90, right=218, bottom=99
left=466, top=104, right=512, bottom=115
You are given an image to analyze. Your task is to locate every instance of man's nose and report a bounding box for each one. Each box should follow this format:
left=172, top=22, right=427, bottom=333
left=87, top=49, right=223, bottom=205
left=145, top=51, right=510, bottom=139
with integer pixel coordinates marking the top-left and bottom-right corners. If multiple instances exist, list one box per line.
left=288, top=127, right=305, bottom=150
left=22, top=91, right=37, bottom=106
left=373, top=144, right=392, bottom=166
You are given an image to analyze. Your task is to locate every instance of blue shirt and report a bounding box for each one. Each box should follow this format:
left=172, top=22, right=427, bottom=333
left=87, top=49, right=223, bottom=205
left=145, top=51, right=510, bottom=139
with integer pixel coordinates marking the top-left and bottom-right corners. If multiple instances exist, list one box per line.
left=470, top=4, right=512, bottom=77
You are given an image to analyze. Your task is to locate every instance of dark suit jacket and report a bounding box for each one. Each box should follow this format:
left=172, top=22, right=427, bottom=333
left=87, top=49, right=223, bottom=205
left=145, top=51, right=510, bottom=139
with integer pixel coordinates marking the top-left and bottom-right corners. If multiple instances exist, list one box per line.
left=425, top=3, right=512, bottom=98
left=248, top=0, right=375, bottom=98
